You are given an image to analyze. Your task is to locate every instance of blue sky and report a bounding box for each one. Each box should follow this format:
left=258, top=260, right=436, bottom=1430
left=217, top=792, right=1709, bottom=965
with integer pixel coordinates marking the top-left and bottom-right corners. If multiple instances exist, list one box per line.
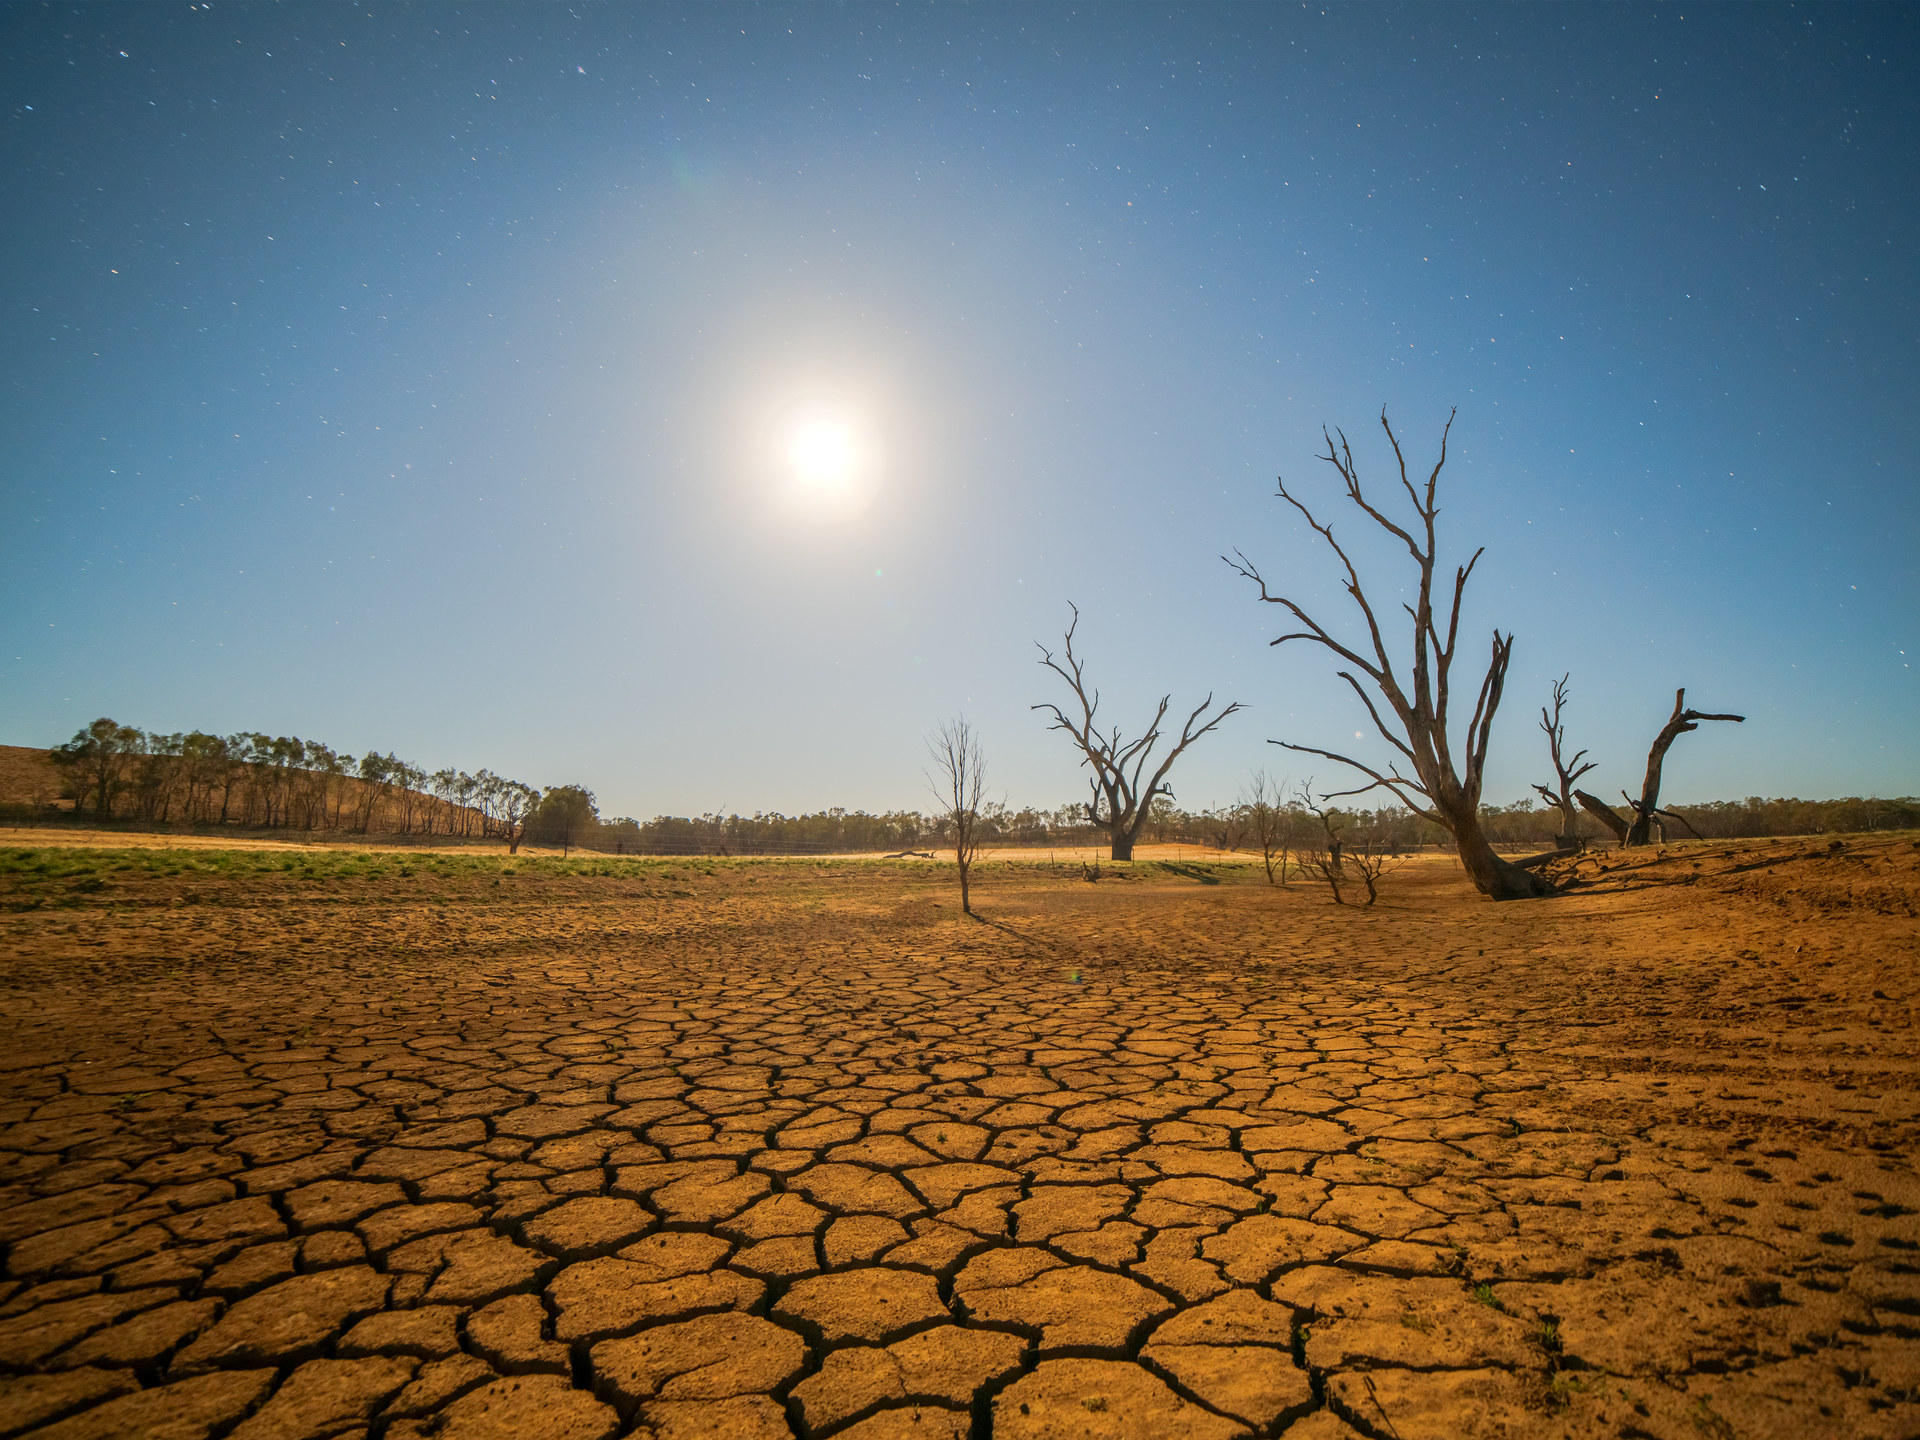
left=3, top=3, right=1914, bottom=818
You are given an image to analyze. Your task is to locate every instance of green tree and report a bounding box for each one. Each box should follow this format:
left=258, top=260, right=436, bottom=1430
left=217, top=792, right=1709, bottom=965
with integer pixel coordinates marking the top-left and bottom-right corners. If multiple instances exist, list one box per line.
left=50, top=718, right=142, bottom=818
left=178, top=731, right=233, bottom=824
left=495, top=781, right=541, bottom=854
left=531, top=785, right=598, bottom=854
left=355, top=752, right=399, bottom=833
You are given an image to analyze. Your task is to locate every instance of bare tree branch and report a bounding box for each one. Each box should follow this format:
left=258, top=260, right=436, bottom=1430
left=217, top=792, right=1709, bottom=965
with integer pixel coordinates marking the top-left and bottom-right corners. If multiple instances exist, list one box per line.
left=1620, top=688, right=1745, bottom=845
left=1575, top=787, right=1630, bottom=843
left=926, top=716, right=987, bottom=916
left=1271, top=740, right=1443, bottom=825
left=1033, top=605, right=1242, bottom=860
left=1654, top=806, right=1703, bottom=840
left=1534, top=674, right=1598, bottom=847
left=1229, top=409, right=1557, bottom=900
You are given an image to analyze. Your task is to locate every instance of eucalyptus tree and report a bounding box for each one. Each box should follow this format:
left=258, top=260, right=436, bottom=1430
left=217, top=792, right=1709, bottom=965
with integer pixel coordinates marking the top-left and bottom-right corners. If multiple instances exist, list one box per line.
left=1240, top=770, right=1292, bottom=885
left=50, top=718, right=141, bottom=818
left=1227, top=409, right=1556, bottom=901
left=241, top=734, right=305, bottom=828
left=1575, top=689, right=1744, bottom=846
left=453, top=772, right=482, bottom=836
left=131, top=732, right=186, bottom=822
left=178, top=731, right=232, bottom=824
left=495, top=780, right=541, bottom=854
left=425, top=769, right=457, bottom=834
left=927, top=715, right=987, bottom=915
left=355, top=752, right=402, bottom=833
left=531, top=785, right=598, bottom=854
left=300, top=743, right=348, bottom=830
left=1034, top=604, right=1243, bottom=861
left=1531, top=675, right=1597, bottom=851
left=390, top=761, right=427, bottom=834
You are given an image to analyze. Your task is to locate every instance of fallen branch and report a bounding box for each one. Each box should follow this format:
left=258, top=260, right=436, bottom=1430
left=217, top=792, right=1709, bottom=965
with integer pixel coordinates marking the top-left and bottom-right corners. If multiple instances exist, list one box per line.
left=1574, top=788, right=1629, bottom=843
left=1512, top=847, right=1580, bottom=871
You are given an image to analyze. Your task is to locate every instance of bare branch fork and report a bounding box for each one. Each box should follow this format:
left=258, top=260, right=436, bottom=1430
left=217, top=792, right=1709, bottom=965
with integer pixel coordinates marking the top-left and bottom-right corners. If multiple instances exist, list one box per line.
left=1290, top=778, right=1394, bottom=907
left=1622, top=688, right=1744, bottom=845
left=1239, top=769, right=1293, bottom=886
left=1531, top=673, right=1597, bottom=849
left=927, top=716, right=987, bottom=916
left=1033, top=602, right=1243, bottom=861
left=1572, top=688, right=1744, bottom=847
left=1227, top=407, right=1557, bottom=901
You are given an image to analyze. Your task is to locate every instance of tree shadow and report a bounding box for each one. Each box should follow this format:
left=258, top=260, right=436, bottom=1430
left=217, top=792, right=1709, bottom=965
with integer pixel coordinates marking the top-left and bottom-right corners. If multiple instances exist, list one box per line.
left=1543, top=839, right=1835, bottom=897
left=971, top=912, right=1066, bottom=958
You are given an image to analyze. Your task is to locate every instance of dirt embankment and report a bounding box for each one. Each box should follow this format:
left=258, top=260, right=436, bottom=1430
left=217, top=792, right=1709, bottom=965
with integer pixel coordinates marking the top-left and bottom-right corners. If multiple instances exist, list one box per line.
left=0, top=836, right=1915, bottom=1439
left=0, top=747, right=63, bottom=808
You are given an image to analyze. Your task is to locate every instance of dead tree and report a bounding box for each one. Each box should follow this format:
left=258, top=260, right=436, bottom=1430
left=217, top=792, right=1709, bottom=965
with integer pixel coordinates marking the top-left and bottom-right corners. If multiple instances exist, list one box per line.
left=926, top=715, right=987, bottom=916
left=1226, top=409, right=1557, bottom=900
left=1531, top=674, right=1596, bottom=851
left=1241, top=770, right=1292, bottom=885
left=1341, top=843, right=1395, bottom=905
left=1034, top=604, right=1243, bottom=861
left=1573, top=788, right=1629, bottom=845
left=1294, top=783, right=1347, bottom=903
left=1580, top=689, right=1743, bottom=847
left=1293, top=783, right=1392, bottom=906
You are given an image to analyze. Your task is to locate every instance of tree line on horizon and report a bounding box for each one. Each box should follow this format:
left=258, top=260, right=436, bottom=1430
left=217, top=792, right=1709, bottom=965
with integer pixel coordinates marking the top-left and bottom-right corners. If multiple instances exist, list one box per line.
left=30, top=718, right=572, bottom=849
left=12, top=716, right=1912, bottom=856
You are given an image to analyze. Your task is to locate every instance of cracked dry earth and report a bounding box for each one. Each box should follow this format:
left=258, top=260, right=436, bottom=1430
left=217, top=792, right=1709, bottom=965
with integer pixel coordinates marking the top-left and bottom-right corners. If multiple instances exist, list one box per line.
left=1, top=838, right=1918, bottom=1440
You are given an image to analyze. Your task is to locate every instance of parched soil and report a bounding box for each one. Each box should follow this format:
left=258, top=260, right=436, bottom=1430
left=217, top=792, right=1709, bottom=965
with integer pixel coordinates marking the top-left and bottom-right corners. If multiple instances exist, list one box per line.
left=0, top=835, right=1916, bottom=1440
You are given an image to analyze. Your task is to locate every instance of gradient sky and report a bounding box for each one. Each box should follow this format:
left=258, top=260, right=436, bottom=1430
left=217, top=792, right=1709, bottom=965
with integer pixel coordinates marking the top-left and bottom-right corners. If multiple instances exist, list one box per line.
left=4, top=3, right=1915, bottom=820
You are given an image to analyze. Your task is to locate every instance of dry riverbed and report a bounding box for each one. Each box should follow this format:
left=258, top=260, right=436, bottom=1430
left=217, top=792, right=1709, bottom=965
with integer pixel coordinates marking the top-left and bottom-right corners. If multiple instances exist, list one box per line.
left=0, top=836, right=1916, bottom=1439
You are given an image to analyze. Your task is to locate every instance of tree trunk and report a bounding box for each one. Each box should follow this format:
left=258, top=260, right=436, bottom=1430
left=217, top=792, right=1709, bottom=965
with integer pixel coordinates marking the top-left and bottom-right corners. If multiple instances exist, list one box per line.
left=1574, top=789, right=1629, bottom=843
left=1449, top=810, right=1559, bottom=900
left=1110, top=834, right=1135, bottom=861
left=1553, top=798, right=1579, bottom=850
left=1619, top=690, right=1743, bottom=847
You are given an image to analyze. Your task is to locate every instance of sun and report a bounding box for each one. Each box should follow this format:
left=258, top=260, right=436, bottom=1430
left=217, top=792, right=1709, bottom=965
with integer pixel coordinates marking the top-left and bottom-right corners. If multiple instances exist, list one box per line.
left=755, top=390, right=885, bottom=521
left=787, top=418, right=858, bottom=489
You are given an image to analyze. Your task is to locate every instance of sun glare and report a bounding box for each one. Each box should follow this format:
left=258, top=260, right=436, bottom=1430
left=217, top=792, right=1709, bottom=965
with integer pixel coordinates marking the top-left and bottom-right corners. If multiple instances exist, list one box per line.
left=788, top=419, right=857, bottom=488
left=755, top=389, right=885, bottom=522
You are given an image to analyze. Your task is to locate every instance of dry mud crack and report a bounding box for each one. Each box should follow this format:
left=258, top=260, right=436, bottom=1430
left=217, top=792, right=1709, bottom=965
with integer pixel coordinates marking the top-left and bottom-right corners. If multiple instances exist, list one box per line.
left=1, top=837, right=1917, bottom=1439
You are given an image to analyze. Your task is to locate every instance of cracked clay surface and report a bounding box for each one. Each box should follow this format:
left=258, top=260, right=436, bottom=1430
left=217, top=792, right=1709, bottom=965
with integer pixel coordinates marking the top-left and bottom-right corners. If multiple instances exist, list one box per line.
left=0, top=835, right=1916, bottom=1439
